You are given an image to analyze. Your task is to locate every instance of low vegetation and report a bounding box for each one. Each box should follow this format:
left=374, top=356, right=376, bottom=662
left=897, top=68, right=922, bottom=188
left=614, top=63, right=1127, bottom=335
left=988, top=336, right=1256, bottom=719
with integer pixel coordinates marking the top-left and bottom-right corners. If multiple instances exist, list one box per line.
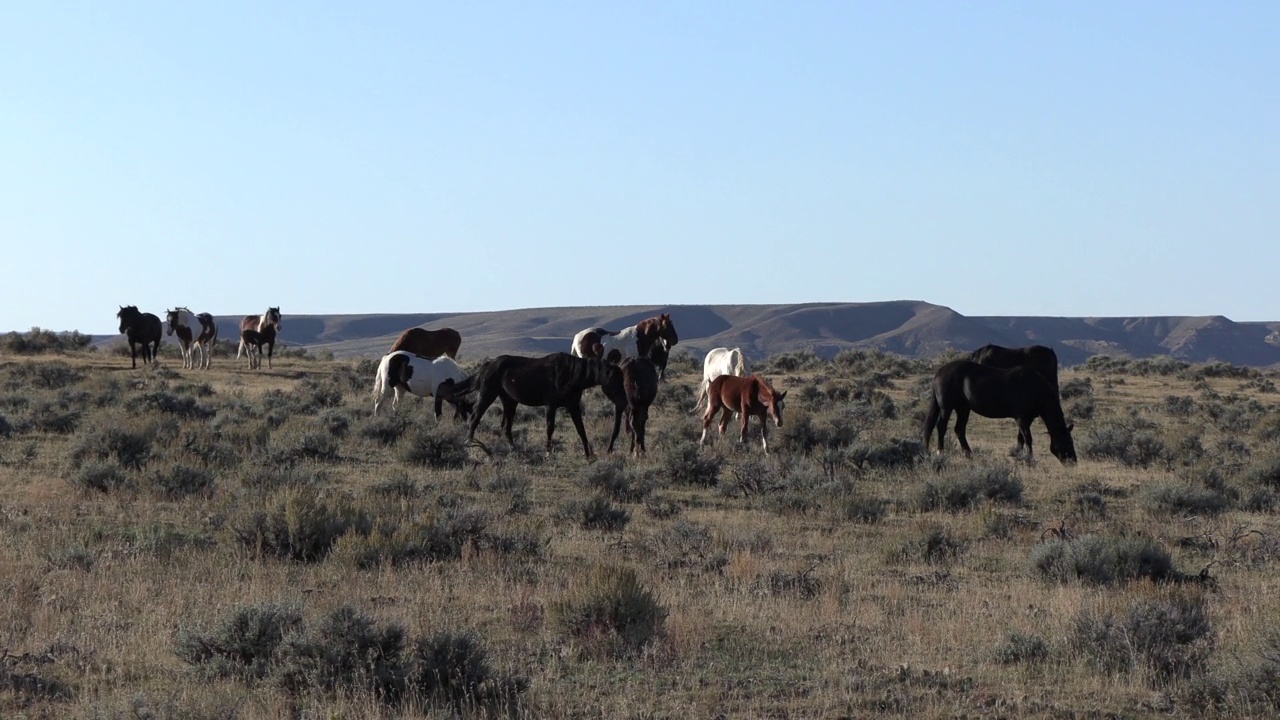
left=1, top=346, right=1279, bottom=717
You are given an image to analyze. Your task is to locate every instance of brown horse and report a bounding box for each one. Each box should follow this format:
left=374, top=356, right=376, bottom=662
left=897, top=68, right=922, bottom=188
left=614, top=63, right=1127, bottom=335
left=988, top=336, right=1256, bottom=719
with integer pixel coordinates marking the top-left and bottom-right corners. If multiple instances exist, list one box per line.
left=165, top=308, right=219, bottom=370
left=117, top=305, right=162, bottom=369
left=570, top=313, right=679, bottom=379
left=238, top=307, right=281, bottom=369
left=600, top=356, right=660, bottom=457
left=389, top=327, right=462, bottom=359
left=700, top=374, right=787, bottom=454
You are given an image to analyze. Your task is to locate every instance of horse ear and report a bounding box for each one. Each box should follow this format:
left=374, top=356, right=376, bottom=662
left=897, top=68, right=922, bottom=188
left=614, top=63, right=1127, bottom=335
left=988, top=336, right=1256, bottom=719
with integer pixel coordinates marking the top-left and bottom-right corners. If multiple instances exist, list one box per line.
left=1067, top=423, right=1074, bottom=432
left=778, top=390, right=787, bottom=400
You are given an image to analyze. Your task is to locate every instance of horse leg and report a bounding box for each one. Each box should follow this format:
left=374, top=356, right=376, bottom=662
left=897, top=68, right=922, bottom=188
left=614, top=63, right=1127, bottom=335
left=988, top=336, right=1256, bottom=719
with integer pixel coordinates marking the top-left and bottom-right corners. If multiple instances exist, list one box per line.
left=543, top=405, right=558, bottom=455
left=700, top=397, right=721, bottom=446
left=1020, top=417, right=1035, bottom=464
left=566, top=402, right=594, bottom=460
left=739, top=404, right=750, bottom=445
left=954, top=408, right=973, bottom=458
left=129, top=341, right=138, bottom=369
left=607, top=404, right=624, bottom=454
left=467, top=390, right=500, bottom=442
left=266, top=340, right=274, bottom=369
left=759, top=412, right=770, bottom=454
left=719, top=406, right=732, bottom=437
left=633, top=410, right=647, bottom=456
left=500, top=397, right=519, bottom=446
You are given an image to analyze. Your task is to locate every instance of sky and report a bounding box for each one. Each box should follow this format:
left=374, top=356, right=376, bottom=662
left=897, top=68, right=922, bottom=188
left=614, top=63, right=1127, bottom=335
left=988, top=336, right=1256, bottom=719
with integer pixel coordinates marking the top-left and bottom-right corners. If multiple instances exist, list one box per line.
left=2, top=1, right=1276, bottom=334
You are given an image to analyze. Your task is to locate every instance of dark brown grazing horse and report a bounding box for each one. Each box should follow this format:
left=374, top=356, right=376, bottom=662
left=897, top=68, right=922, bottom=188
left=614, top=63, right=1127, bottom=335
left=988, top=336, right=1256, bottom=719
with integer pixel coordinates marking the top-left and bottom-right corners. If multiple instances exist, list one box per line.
left=923, top=360, right=1076, bottom=465
left=439, top=352, right=618, bottom=460
left=700, top=374, right=787, bottom=454
left=970, top=344, right=1061, bottom=454
left=389, top=327, right=462, bottom=359
left=238, top=307, right=282, bottom=369
left=600, top=356, right=660, bottom=457
left=116, top=305, right=162, bottom=369
left=571, top=313, right=679, bottom=380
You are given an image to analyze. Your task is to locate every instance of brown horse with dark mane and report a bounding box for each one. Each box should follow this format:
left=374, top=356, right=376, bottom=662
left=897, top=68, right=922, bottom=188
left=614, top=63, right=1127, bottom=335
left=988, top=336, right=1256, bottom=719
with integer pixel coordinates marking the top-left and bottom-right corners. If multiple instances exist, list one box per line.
left=238, top=307, right=282, bottom=369
left=970, top=343, right=1061, bottom=454
left=117, top=305, right=162, bottom=369
left=439, top=352, right=618, bottom=460
left=389, top=327, right=462, bottom=359
left=601, top=356, right=660, bottom=457
left=924, top=359, right=1076, bottom=465
left=570, top=313, right=679, bottom=379
left=699, top=374, right=787, bottom=454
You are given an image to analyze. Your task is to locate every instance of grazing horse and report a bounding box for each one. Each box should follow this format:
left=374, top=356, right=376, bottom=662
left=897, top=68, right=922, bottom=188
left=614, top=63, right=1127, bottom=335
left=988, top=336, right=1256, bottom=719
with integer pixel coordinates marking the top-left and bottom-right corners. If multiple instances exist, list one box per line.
left=970, top=344, right=1061, bottom=453
left=694, top=347, right=749, bottom=413
left=443, top=352, right=618, bottom=460
left=238, top=307, right=281, bottom=369
left=116, top=305, right=162, bottom=369
left=371, top=351, right=471, bottom=418
left=570, top=313, right=679, bottom=379
left=923, top=360, right=1076, bottom=465
left=389, top=327, right=462, bottom=359
left=165, top=307, right=219, bottom=370
left=601, top=356, right=660, bottom=457
left=700, top=374, right=787, bottom=454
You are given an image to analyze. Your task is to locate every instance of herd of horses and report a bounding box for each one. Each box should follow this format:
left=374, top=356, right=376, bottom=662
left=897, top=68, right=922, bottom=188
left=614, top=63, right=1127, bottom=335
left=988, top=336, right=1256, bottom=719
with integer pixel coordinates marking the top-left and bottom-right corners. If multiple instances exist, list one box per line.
left=114, top=306, right=1078, bottom=464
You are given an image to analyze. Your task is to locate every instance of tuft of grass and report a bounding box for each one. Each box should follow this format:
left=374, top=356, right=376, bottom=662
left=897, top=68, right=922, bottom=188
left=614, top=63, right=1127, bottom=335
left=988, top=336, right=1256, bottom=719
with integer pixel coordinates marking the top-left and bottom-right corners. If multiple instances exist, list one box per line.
left=1072, top=594, right=1213, bottom=685
left=402, top=426, right=469, bottom=469
left=918, top=465, right=1023, bottom=512
left=662, top=444, right=723, bottom=487
left=994, top=631, right=1050, bottom=665
left=175, top=603, right=304, bottom=681
left=1031, top=535, right=1179, bottom=585
left=553, top=564, right=668, bottom=657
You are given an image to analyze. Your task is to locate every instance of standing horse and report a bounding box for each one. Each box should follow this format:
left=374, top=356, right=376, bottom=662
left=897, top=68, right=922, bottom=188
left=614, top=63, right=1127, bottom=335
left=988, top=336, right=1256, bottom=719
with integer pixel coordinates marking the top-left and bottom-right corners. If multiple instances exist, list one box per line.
left=389, top=327, right=462, bottom=359
left=238, top=329, right=266, bottom=369
left=371, top=351, right=471, bottom=418
left=570, top=313, right=679, bottom=380
left=970, top=344, right=1061, bottom=453
left=116, top=305, right=162, bottom=369
left=923, top=360, right=1076, bottom=465
left=700, top=374, right=787, bottom=454
left=445, top=352, right=618, bottom=460
left=238, top=307, right=281, bottom=369
left=165, top=308, right=219, bottom=370
left=601, top=356, right=660, bottom=457
left=694, top=347, right=749, bottom=413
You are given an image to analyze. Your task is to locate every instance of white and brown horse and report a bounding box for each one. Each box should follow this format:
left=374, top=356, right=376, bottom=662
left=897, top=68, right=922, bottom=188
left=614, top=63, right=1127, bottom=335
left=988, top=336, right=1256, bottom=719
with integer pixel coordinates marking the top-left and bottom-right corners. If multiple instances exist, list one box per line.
left=237, top=307, right=281, bottom=369
left=570, top=313, right=679, bottom=380
left=389, top=327, right=462, bottom=359
left=165, top=307, right=219, bottom=369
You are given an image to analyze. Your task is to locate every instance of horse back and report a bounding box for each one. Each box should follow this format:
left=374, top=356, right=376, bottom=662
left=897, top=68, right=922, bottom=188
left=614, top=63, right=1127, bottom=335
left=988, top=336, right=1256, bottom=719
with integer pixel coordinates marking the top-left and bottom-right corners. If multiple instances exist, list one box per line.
left=620, top=357, right=659, bottom=406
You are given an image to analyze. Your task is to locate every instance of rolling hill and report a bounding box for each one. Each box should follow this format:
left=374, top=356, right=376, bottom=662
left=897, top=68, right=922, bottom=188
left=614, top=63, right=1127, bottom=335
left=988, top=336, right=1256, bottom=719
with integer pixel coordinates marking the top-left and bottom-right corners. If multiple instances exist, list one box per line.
left=80, top=301, right=1280, bottom=368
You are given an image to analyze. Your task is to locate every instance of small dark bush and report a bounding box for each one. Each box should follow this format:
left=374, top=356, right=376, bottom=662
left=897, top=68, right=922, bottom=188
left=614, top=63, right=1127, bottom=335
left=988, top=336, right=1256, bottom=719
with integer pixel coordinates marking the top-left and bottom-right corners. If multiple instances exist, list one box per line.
left=577, top=496, right=631, bottom=532
left=662, top=444, right=723, bottom=487
left=1082, top=423, right=1169, bottom=468
left=580, top=459, right=656, bottom=502
left=29, top=404, right=81, bottom=434
left=841, top=495, right=887, bottom=524
left=277, top=605, right=406, bottom=701
left=994, top=631, right=1049, bottom=665
left=850, top=438, right=922, bottom=469
left=318, top=409, right=351, bottom=438
left=71, top=461, right=130, bottom=493
left=360, top=415, right=412, bottom=446
left=894, top=527, right=965, bottom=564
left=553, top=564, right=667, bottom=657
left=1072, top=594, right=1213, bottom=684
left=643, top=495, right=682, bottom=520
left=0, top=414, right=12, bottom=438
left=230, top=491, right=372, bottom=563
left=403, top=427, right=468, bottom=469
left=127, top=390, right=214, bottom=419
left=918, top=466, right=1023, bottom=512
left=1031, top=535, right=1178, bottom=585
left=405, top=631, right=528, bottom=712
left=145, top=463, right=215, bottom=499
left=1142, top=483, right=1233, bottom=516
left=73, top=425, right=155, bottom=471
left=175, top=603, right=304, bottom=680
left=1059, top=377, right=1093, bottom=400
left=292, top=430, right=341, bottom=462
left=1240, top=455, right=1280, bottom=489
left=759, top=568, right=823, bottom=599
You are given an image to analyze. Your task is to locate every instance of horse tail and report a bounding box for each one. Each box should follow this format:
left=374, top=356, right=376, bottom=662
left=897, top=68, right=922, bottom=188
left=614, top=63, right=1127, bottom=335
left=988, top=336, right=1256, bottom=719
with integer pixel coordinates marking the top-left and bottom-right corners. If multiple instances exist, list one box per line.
left=922, top=392, right=941, bottom=450
left=693, top=380, right=708, bottom=414
left=732, top=349, right=746, bottom=376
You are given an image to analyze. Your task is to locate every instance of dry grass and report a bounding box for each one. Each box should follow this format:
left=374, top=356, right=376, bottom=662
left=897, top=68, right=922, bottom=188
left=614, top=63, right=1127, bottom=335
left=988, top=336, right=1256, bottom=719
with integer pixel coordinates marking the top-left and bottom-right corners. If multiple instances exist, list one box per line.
left=2, top=348, right=1280, bottom=718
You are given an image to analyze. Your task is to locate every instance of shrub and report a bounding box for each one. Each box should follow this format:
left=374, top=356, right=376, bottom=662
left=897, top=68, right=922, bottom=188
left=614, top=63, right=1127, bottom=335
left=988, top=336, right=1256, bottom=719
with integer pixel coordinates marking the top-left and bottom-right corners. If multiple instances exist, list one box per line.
left=577, top=496, right=631, bottom=532
left=29, top=403, right=81, bottom=434
left=175, top=603, right=304, bottom=681
left=1082, top=423, right=1169, bottom=468
left=1031, top=535, right=1178, bottom=585
left=580, top=458, right=656, bottom=502
left=360, top=415, right=412, bottom=446
left=230, top=491, right=372, bottom=562
left=71, top=461, right=130, bottom=493
left=1142, top=483, right=1233, bottom=516
left=662, top=444, right=722, bottom=487
left=1059, top=377, right=1092, bottom=399
left=893, top=527, right=965, bottom=564
left=850, top=438, right=922, bottom=470
left=1240, top=455, right=1280, bottom=489
left=1072, top=594, right=1213, bottom=684
left=277, top=605, right=406, bottom=702
left=403, top=426, right=468, bottom=469
left=126, top=390, right=214, bottom=419
left=145, top=463, right=215, bottom=499
left=405, top=631, right=528, bottom=712
left=841, top=495, right=887, bottom=524
left=333, top=511, right=490, bottom=568
left=994, top=631, right=1049, bottom=665
left=553, top=564, right=668, bottom=657
left=72, top=425, right=155, bottom=471
left=918, top=466, right=1023, bottom=512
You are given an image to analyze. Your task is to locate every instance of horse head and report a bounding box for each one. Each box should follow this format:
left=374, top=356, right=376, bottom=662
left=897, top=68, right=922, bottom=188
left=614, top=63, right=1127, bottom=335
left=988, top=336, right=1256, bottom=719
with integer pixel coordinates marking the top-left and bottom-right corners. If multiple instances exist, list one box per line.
left=117, top=305, right=139, bottom=333
left=1049, top=422, right=1077, bottom=465
left=656, top=313, right=678, bottom=350
left=760, top=379, right=787, bottom=427
left=165, top=309, right=179, bottom=336
left=264, top=307, right=282, bottom=331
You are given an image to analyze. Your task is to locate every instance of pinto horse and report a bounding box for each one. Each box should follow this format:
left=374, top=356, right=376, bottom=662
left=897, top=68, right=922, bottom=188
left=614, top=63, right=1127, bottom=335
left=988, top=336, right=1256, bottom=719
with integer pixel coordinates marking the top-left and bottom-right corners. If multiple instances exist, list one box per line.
left=700, top=374, right=787, bottom=454
left=600, top=356, right=660, bottom=457
left=116, top=305, right=162, bottom=369
left=570, top=313, right=679, bottom=380
left=923, top=360, right=1076, bottom=465
left=165, top=308, right=219, bottom=370
left=238, top=307, right=281, bottom=369
left=389, top=327, right=462, bottom=359
left=371, top=351, right=471, bottom=418
left=970, top=344, right=1061, bottom=454
left=694, top=347, right=749, bottom=413
left=441, top=352, right=618, bottom=460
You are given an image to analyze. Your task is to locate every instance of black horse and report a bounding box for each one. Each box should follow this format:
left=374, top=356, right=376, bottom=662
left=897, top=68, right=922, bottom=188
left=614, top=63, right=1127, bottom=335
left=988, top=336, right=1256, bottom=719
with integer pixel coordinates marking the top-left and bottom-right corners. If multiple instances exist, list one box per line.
left=116, top=305, right=162, bottom=369
left=923, top=359, right=1076, bottom=464
left=601, top=356, right=660, bottom=457
left=442, top=352, right=619, bottom=460
left=970, top=344, right=1061, bottom=453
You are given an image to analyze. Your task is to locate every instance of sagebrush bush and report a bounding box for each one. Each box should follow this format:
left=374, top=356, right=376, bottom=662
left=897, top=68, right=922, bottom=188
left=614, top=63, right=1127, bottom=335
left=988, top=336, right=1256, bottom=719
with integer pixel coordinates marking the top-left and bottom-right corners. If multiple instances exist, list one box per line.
left=994, top=631, right=1049, bottom=665
left=850, top=438, right=922, bottom=470
left=403, top=426, right=468, bottom=469
left=580, top=458, right=656, bottom=502
left=175, top=603, right=304, bottom=681
left=277, top=605, right=406, bottom=701
left=553, top=564, right=668, bottom=657
left=333, top=511, right=491, bottom=568
left=71, top=461, right=130, bottom=493
left=1141, top=482, right=1234, bottom=516
left=662, top=444, right=722, bottom=487
left=577, top=496, right=631, bottom=532
left=918, top=466, right=1023, bottom=512
left=126, top=390, right=214, bottom=419
left=1082, top=423, right=1169, bottom=468
left=1072, top=594, right=1213, bottom=684
left=230, top=490, right=372, bottom=562
left=405, top=631, right=528, bottom=712
left=145, top=463, right=215, bottom=499
left=1031, top=535, right=1178, bottom=585
left=360, top=415, right=412, bottom=446
left=72, top=424, right=156, bottom=471
left=893, top=527, right=965, bottom=564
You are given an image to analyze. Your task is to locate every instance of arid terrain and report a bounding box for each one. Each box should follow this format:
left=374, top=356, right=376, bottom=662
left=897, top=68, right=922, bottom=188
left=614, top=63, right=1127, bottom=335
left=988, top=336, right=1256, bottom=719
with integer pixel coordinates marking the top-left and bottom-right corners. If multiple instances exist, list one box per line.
left=3, top=340, right=1280, bottom=718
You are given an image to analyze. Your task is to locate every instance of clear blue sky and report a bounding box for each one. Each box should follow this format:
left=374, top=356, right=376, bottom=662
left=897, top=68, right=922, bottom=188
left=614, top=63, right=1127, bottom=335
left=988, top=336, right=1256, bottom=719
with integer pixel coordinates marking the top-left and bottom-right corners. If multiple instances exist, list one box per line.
left=3, top=2, right=1276, bottom=334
